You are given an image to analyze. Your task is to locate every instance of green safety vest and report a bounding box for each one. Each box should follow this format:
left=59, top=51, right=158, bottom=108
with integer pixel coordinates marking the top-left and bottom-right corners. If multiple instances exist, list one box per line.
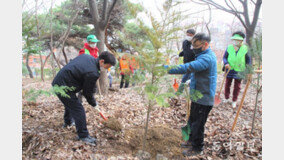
left=227, top=44, right=248, bottom=72
left=84, top=48, right=90, bottom=55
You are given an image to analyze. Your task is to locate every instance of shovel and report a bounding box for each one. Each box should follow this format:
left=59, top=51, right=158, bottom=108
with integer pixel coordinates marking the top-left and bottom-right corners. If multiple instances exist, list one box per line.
left=181, top=80, right=191, bottom=141
left=214, top=66, right=231, bottom=106
left=95, top=107, right=108, bottom=121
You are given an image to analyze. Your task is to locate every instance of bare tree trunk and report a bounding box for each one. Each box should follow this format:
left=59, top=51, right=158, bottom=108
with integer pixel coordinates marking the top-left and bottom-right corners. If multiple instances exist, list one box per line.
left=39, top=54, right=44, bottom=81
left=26, top=53, right=34, bottom=78
left=96, top=27, right=109, bottom=95
left=41, top=52, right=52, bottom=81
left=50, top=57, right=56, bottom=79
left=88, top=0, right=118, bottom=95
left=245, top=30, right=254, bottom=47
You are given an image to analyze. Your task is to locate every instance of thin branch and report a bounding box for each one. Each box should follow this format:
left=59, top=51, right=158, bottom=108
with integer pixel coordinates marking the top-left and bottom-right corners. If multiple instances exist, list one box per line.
left=205, top=4, right=212, bottom=38
left=250, top=0, right=256, bottom=5
left=228, top=0, right=243, bottom=15
left=198, top=0, right=242, bottom=14
left=224, top=0, right=238, bottom=14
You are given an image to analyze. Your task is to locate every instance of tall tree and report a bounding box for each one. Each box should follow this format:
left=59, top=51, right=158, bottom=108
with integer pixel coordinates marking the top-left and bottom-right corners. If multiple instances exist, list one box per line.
left=194, top=0, right=262, bottom=46
left=88, top=0, right=118, bottom=95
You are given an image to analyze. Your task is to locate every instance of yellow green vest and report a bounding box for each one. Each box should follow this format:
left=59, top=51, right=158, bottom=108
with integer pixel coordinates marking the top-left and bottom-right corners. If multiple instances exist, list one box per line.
left=84, top=49, right=90, bottom=55
left=227, top=44, right=248, bottom=72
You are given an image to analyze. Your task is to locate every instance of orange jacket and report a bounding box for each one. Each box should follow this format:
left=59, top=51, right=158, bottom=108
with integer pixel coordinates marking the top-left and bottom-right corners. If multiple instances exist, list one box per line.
left=119, top=54, right=132, bottom=75
left=130, top=57, right=140, bottom=70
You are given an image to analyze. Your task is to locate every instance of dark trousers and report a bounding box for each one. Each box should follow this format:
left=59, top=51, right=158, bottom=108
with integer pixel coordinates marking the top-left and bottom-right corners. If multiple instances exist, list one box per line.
left=188, top=102, right=212, bottom=151
left=224, top=77, right=242, bottom=102
left=56, top=92, right=89, bottom=138
left=120, top=75, right=129, bottom=88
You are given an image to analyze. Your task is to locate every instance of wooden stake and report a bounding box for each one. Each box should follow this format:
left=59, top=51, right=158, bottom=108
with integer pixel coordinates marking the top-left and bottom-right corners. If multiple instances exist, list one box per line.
left=231, top=74, right=252, bottom=132
left=217, top=67, right=230, bottom=98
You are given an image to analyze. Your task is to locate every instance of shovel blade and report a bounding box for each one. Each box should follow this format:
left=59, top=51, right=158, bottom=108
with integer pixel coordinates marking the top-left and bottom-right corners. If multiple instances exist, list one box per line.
left=214, top=96, right=221, bottom=106
left=181, top=125, right=191, bottom=141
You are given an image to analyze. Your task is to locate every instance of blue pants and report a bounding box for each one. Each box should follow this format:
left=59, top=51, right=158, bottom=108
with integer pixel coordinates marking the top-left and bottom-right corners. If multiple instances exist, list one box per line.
left=177, top=73, right=191, bottom=94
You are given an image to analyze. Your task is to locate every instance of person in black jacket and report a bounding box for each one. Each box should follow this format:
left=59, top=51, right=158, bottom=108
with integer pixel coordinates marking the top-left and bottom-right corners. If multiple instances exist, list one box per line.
left=177, top=29, right=196, bottom=95
left=52, top=51, right=116, bottom=144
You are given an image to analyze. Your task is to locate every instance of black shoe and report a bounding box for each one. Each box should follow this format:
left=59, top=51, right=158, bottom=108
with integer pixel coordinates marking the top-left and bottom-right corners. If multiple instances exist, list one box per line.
left=180, top=140, right=192, bottom=148
left=78, top=136, right=97, bottom=144
left=182, top=148, right=203, bottom=157
left=62, top=121, right=75, bottom=128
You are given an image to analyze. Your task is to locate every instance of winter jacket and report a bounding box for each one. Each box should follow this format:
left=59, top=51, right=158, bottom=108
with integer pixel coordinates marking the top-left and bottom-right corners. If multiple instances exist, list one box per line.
left=119, top=54, right=132, bottom=75
left=179, top=40, right=195, bottom=64
left=222, top=45, right=251, bottom=79
left=52, top=54, right=100, bottom=106
left=79, top=43, right=99, bottom=58
left=130, top=57, right=140, bottom=70
left=165, top=48, right=217, bottom=106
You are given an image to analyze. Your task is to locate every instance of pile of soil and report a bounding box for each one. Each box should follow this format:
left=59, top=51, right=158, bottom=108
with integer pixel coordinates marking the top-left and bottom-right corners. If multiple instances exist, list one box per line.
left=124, top=125, right=183, bottom=159
left=102, top=117, right=123, bottom=131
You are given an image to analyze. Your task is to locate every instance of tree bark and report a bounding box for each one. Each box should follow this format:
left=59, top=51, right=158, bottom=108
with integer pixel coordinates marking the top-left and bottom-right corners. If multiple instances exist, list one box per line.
left=88, top=0, right=118, bottom=95
left=245, top=29, right=254, bottom=47
left=39, top=54, right=44, bottom=81
left=26, top=53, right=34, bottom=78
left=96, top=26, right=109, bottom=95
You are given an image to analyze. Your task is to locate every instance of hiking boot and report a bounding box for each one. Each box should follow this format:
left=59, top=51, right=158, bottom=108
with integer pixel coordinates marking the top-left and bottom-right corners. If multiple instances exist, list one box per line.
left=182, top=148, right=203, bottom=157
left=62, top=120, right=75, bottom=128
left=180, top=140, right=192, bottom=148
left=78, top=135, right=97, bottom=144
left=232, top=101, right=237, bottom=108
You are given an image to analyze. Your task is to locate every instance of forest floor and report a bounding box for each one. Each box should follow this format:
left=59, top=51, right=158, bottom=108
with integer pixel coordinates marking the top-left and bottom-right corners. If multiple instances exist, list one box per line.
left=22, top=74, right=262, bottom=160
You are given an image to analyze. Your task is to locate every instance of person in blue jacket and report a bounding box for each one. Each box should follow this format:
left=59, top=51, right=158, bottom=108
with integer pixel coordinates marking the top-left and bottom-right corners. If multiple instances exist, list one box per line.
left=165, top=33, right=217, bottom=156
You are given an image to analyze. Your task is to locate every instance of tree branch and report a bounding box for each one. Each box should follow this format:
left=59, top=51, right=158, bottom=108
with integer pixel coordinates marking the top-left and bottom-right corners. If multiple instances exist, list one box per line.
left=243, top=0, right=251, bottom=28
left=250, top=0, right=256, bottom=5
left=88, top=0, right=100, bottom=24
left=198, top=0, right=242, bottom=14
left=205, top=4, right=212, bottom=38
left=251, top=0, right=262, bottom=31
left=238, top=0, right=244, bottom=4
left=224, top=0, right=239, bottom=14
left=104, top=0, right=118, bottom=26
left=102, top=0, right=108, bottom=21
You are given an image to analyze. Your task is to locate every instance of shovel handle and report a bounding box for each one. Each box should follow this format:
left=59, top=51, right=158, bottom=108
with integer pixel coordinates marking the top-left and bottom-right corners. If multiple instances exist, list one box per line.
left=231, top=74, right=252, bottom=132
left=95, top=107, right=108, bottom=121
left=217, top=66, right=231, bottom=97
left=99, top=112, right=108, bottom=121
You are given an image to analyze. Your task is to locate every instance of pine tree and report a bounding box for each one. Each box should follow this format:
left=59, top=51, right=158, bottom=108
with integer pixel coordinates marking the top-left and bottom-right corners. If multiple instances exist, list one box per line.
left=121, top=0, right=198, bottom=153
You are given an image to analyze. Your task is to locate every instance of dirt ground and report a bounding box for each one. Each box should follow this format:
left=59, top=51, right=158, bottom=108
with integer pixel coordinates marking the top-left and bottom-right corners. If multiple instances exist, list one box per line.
left=22, top=74, right=262, bottom=160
